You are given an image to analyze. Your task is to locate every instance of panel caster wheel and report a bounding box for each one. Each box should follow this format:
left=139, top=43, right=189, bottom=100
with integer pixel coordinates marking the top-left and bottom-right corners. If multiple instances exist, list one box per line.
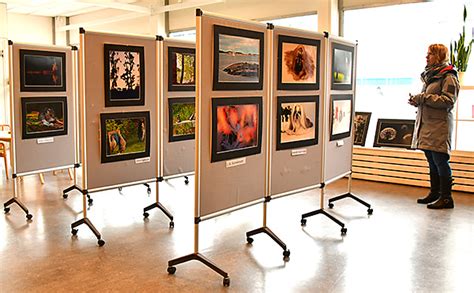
left=223, top=277, right=230, bottom=287
left=184, top=179, right=189, bottom=185
left=246, top=237, right=254, bottom=244
left=143, top=212, right=149, bottom=219
left=341, top=227, right=347, bottom=235
left=98, top=239, right=105, bottom=247
left=300, top=219, right=307, bottom=226
left=4, top=207, right=10, bottom=214
left=26, top=214, right=33, bottom=220
left=283, top=249, right=290, bottom=258
left=328, top=203, right=334, bottom=209
left=167, top=266, right=176, bottom=274
left=368, top=208, right=373, bottom=215
left=118, top=187, right=122, bottom=193
left=63, top=193, right=68, bottom=199
left=147, top=188, right=151, bottom=195
left=87, top=198, right=93, bottom=205
left=169, top=221, right=174, bottom=228
left=71, top=228, right=78, bottom=235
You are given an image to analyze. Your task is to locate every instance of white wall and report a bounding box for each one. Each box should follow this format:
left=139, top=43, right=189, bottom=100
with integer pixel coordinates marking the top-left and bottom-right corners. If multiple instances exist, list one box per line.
left=7, top=13, right=53, bottom=44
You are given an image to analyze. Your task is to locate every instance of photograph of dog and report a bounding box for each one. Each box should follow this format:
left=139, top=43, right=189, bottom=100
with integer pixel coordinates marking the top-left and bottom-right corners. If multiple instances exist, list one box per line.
left=282, top=43, right=316, bottom=84
left=280, top=102, right=316, bottom=144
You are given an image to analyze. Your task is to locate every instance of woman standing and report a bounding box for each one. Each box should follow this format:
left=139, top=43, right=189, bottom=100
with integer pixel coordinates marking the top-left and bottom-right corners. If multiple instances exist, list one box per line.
left=409, top=44, right=460, bottom=209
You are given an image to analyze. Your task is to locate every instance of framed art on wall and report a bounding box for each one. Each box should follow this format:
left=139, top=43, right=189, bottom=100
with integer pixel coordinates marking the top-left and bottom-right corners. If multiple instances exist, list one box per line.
left=19, top=49, right=66, bottom=92
left=100, top=111, right=151, bottom=163
left=331, top=43, right=354, bottom=91
left=353, top=112, right=371, bottom=146
left=21, top=96, right=68, bottom=139
left=213, top=25, right=264, bottom=91
left=277, top=35, right=320, bottom=90
left=276, top=95, right=319, bottom=150
left=168, top=47, right=195, bottom=92
left=104, top=44, right=145, bottom=107
left=211, top=97, right=263, bottom=162
left=373, top=118, right=415, bottom=149
left=168, top=97, right=195, bottom=142
left=330, top=94, right=353, bottom=141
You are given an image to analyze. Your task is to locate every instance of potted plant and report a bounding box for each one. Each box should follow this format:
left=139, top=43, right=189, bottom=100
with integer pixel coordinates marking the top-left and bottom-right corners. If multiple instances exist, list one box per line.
left=450, top=5, right=473, bottom=84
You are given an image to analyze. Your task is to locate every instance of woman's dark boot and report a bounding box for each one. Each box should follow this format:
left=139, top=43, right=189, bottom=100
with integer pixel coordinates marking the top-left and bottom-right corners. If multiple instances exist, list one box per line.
left=417, top=172, right=440, bottom=204
left=428, top=176, right=454, bottom=209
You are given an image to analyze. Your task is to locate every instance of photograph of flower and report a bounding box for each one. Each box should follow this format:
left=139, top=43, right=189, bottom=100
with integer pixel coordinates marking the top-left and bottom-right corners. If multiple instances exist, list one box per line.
left=100, top=111, right=150, bottom=163
left=277, top=95, right=318, bottom=150
left=330, top=94, right=353, bottom=141
left=213, top=25, right=264, bottom=90
left=373, top=119, right=415, bottom=149
left=21, top=96, right=67, bottom=139
left=277, top=35, right=320, bottom=90
left=331, top=43, right=354, bottom=90
left=20, top=49, right=66, bottom=92
left=168, top=47, right=195, bottom=92
left=353, top=112, right=372, bottom=146
left=168, top=97, right=195, bottom=142
left=211, top=97, right=263, bottom=162
left=104, top=44, right=145, bottom=107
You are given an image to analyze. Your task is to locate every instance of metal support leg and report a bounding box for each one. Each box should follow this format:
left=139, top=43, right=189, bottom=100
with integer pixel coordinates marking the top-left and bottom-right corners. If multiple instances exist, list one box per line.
left=71, top=217, right=105, bottom=247
left=143, top=202, right=174, bottom=228
left=246, top=227, right=290, bottom=259
left=328, top=192, right=373, bottom=215
left=4, top=197, right=32, bottom=220
left=301, top=209, right=347, bottom=235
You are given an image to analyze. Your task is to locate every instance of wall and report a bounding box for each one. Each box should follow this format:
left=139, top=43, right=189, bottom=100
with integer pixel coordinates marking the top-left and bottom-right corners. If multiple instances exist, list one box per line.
left=7, top=13, right=53, bottom=44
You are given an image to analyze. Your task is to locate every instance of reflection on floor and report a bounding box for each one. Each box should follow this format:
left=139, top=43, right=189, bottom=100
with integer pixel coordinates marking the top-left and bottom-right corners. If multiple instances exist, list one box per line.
left=1, top=173, right=473, bottom=292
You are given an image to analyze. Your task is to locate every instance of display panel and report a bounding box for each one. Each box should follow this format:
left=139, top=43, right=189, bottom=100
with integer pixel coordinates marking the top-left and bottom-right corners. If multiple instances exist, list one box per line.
left=213, top=25, right=264, bottom=90
left=168, top=46, right=195, bottom=92
left=19, top=49, right=66, bottom=92
left=373, top=118, right=415, bottom=149
left=277, top=35, right=320, bottom=90
left=353, top=111, right=371, bottom=146
left=104, top=44, right=145, bottom=107
left=330, top=94, right=353, bottom=141
left=168, top=97, right=195, bottom=142
left=331, top=43, right=354, bottom=90
left=100, top=111, right=151, bottom=163
left=21, top=96, right=67, bottom=139
left=211, top=97, right=262, bottom=162
left=277, top=95, right=318, bottom=150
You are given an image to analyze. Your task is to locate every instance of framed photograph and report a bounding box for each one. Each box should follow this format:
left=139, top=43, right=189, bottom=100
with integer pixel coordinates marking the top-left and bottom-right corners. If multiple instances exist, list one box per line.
left=213, top=25, right=264, bottom=91
left=104, top=44, right=145, bottom=107
left=277, top=95, right=319, bottom=150
left=211, top=97, right=263, bottom=162
left=331, top=43, right=354, bottom=91
left=100, top=111, right=151, bottom=163
left=373, top=119, right=415, bottom=149
left=168, top=47, right=195, bottom=92
left=19, top=49, right=66, bottom=92
left=168, top=97, right=195, bottom=142
left=353, top=112, right=372, bottom=146
left=21, top=97, right=67, bottom=139
left=277, top=35, right=320, bottom=90
left=330, top=94, right=353, bottom=141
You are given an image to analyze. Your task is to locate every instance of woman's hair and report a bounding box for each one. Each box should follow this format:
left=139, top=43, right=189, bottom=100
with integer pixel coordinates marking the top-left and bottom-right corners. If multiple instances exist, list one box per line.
left=429, top=44, right=449, bottom=64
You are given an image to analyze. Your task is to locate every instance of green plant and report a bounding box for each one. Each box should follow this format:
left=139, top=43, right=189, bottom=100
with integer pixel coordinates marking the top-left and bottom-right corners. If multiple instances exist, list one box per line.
left=450, top=5, right=473, bottom=72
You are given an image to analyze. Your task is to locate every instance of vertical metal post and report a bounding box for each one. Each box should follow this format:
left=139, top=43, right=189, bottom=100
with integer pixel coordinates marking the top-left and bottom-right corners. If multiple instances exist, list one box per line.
left=78, top=30, right=87, bottom=218
left=8, top=41, right=17, bottom=198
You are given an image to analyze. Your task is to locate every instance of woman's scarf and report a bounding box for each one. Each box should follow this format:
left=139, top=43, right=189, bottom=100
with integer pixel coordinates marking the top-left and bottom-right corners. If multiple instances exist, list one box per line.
left=421, top=63, right=455, bottom=84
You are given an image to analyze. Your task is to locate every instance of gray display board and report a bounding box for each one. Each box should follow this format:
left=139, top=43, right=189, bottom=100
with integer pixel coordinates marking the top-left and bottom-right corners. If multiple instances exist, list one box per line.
left=11, top=43, right=75, bottom=174
left=198, top=14, right=268, bottom=217
left=82, top=31, right=157, bottom=190
left=269, top=27, right=325, bottom=196
left=162, top=39, right=195, bottom=177
left=323, top=38, right=357, bottom=182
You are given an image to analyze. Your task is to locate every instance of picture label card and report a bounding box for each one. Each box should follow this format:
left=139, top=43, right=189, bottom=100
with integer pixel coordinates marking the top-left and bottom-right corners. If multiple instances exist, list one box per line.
left=336, top=140, right=344, bottom=147
left=226, top=157, right=246, bottom=168
left=291, top=149, right=307, bottom=156
left=37, top=137, right=54, bottom=144
left=135, top=157, right=151, bottom=164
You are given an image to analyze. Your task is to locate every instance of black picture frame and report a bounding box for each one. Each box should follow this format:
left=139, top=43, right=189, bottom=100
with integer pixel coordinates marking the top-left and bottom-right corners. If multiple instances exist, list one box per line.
left=329, top=94, right=353, bottom=141
left=19, top=49, right=66, bottom=92
left=353, top=112, right=372, bottom=146
left=277, top=35, right=320, bottom=91
left=331, top=42, right=355, bottom=91
left=168, top=47, right=195, bottom=92
left=276, top=95, right=319, bottom=150
left=104, top=44, right=145, bottom=107
left=21, top=96, right=68, bottom=139
left=211, top=97, right=263, bottom=162
left=100, top=111, right=151, bottom=163
left=213, top=25, right=264, bottom=91
left=168, top=97, right=195, bottom=142
left=373, top=119, right=415, bottom=149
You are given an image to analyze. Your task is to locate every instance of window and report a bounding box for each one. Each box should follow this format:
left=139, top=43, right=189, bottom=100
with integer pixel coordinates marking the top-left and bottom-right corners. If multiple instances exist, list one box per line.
left=169, top=29, right=196, bottom=41
left=263, top=14, right=318, bottom=32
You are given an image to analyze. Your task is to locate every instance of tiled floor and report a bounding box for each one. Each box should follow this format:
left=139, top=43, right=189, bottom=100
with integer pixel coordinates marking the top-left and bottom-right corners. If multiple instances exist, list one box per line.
left=1, top=172, right=473, bottom=292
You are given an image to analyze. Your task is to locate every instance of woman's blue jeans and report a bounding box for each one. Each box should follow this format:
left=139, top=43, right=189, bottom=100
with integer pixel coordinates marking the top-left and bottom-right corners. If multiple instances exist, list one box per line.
left=423, top=150, right=452, bottom=177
